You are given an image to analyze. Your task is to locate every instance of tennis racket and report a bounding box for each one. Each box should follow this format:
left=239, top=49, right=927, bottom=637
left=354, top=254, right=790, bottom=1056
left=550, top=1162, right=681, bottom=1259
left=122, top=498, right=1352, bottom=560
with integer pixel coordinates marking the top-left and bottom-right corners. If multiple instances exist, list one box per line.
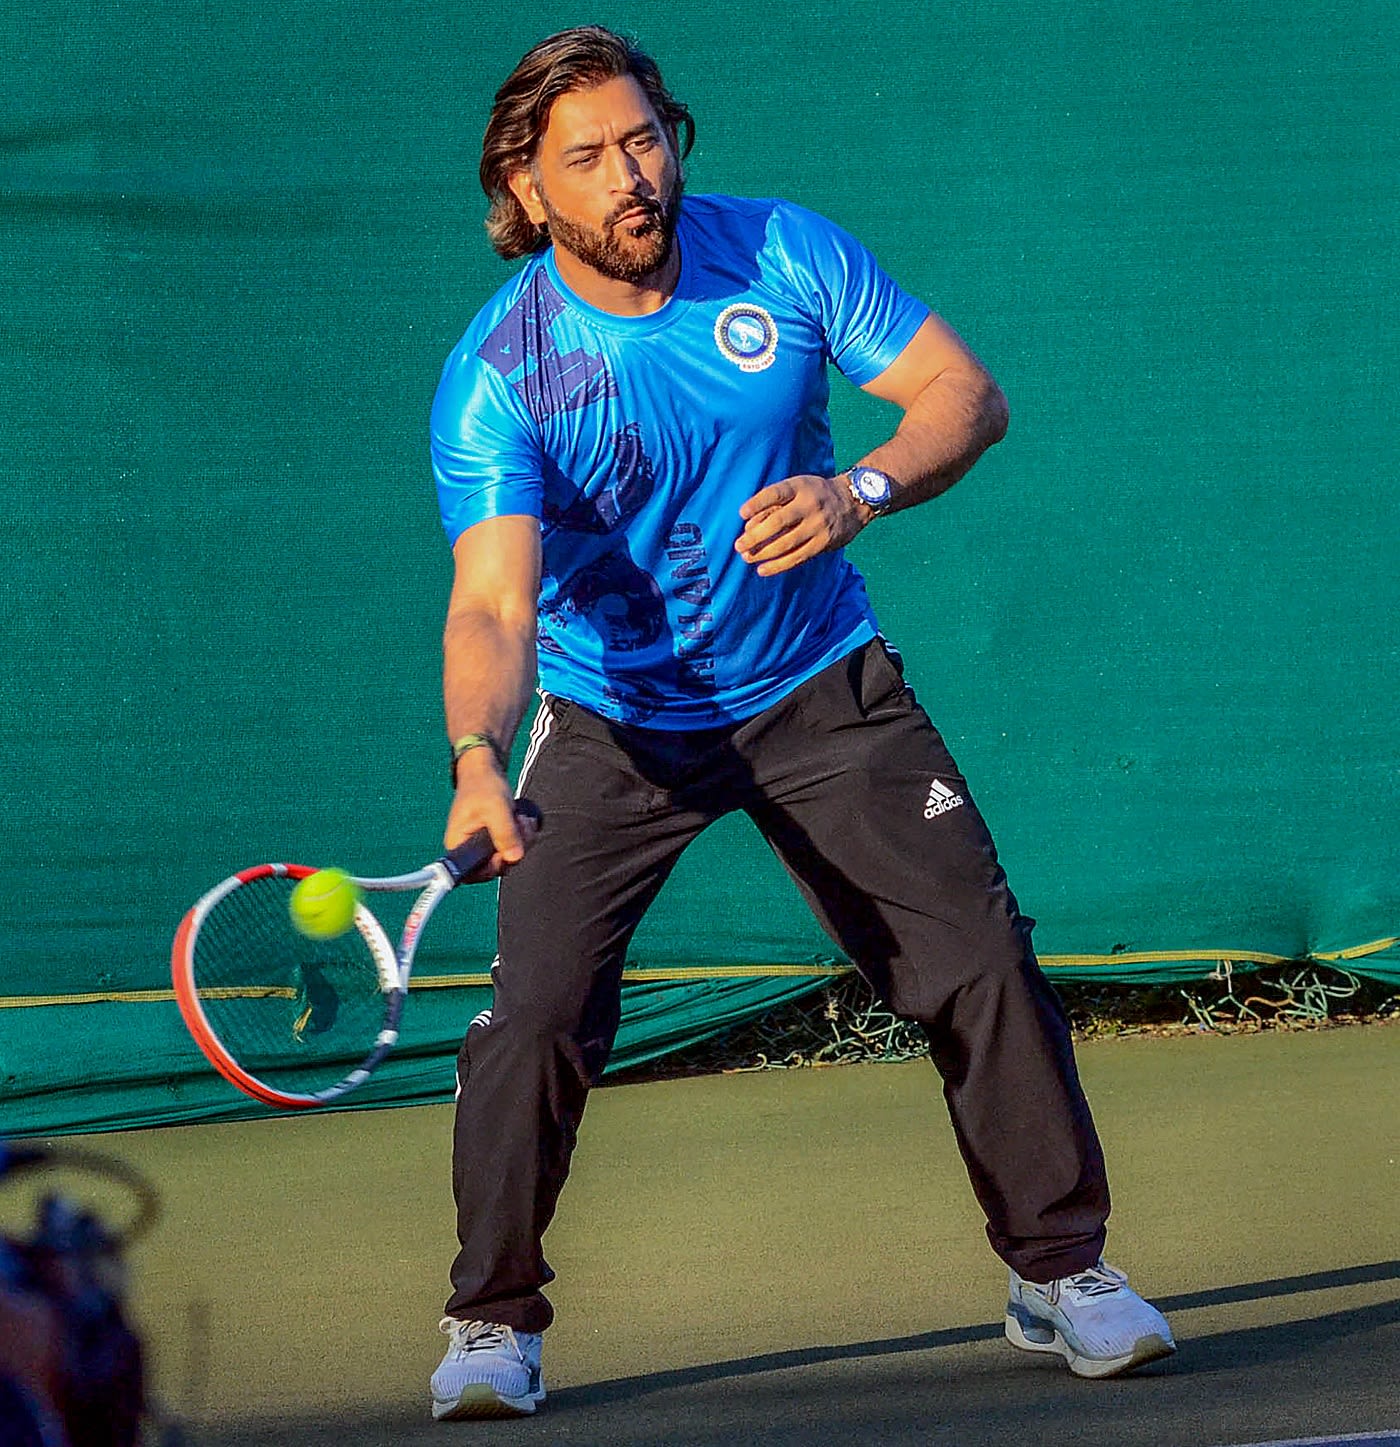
left=171, top=803, right=539, bottom=1110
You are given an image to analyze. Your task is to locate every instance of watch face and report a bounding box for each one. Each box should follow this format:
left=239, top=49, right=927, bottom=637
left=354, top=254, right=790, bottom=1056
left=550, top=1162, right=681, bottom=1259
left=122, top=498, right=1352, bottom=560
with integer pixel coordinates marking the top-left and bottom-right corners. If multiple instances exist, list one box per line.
left=849, top=467, right=892, bottom=510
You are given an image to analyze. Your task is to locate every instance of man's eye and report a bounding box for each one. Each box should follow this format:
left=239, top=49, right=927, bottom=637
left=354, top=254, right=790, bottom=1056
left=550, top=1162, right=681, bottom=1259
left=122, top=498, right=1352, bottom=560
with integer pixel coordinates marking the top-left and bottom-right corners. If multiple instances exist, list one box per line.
left=629, top=135, right=657, bottom=152
left=570, top=154, right=600, bottom=168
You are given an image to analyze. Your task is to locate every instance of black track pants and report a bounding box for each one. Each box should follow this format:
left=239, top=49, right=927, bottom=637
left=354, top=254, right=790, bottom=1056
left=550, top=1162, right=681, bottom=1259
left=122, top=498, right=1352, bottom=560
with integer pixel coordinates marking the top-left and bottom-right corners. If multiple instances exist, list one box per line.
left=446, top=639, right=1109, bottom=1331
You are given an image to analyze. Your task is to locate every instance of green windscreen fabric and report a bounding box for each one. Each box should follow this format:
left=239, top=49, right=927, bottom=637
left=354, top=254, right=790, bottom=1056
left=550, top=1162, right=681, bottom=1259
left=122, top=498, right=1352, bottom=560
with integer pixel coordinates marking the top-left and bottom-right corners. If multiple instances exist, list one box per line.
left=3, top=1, right=1396, bottom=1135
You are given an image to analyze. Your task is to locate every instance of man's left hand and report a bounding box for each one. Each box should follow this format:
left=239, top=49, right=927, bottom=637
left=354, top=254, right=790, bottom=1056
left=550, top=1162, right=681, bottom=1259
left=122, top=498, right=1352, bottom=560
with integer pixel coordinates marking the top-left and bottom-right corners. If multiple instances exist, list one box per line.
left=734, top=473, right=868, bottom=577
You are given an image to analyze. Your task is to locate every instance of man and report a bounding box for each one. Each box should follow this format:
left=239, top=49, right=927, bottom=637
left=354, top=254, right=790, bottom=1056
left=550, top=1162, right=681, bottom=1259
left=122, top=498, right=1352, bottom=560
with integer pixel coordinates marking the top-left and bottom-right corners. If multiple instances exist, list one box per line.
left=428, top=25, right=1174, bottom=1421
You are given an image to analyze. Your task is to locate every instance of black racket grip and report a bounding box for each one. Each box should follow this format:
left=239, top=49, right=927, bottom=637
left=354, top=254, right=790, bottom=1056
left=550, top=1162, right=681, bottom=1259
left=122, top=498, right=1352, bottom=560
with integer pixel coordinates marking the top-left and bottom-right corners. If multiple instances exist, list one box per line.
left=441, top=799, right=542, bottom=885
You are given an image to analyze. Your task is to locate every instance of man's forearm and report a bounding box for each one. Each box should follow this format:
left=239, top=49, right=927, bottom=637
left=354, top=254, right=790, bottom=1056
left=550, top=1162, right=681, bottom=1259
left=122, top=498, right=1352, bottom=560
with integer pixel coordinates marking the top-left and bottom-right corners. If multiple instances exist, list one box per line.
left=443, top=605, right=538, bottom=762
left=858, top=366, right=1009, bottom=515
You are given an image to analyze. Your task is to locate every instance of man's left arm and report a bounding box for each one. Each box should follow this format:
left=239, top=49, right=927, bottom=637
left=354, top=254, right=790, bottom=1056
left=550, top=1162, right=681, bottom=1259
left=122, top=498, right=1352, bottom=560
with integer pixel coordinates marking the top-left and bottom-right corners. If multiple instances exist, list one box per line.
left=735, top=315, right=1009, bottom=576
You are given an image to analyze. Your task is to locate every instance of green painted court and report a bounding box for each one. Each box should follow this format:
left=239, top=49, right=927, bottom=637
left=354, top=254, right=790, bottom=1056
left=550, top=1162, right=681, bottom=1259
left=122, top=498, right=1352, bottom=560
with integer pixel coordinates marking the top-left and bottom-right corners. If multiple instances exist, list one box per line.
left=33, top=1025, right=1394, bottom=1445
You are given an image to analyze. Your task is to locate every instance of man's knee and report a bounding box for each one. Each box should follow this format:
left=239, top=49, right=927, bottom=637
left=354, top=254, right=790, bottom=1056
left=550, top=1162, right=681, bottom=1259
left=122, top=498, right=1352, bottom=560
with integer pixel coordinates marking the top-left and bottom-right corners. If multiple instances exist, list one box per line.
left=884, top=911, right=1039, bottom=1022
left=463, top=963, right=622, bottom=1084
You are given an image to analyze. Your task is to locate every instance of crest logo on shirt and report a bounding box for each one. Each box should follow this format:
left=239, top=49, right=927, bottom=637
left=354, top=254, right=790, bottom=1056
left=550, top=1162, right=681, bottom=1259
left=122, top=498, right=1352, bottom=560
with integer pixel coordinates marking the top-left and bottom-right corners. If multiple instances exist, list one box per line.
left=714, top=304, right=779, bottom=372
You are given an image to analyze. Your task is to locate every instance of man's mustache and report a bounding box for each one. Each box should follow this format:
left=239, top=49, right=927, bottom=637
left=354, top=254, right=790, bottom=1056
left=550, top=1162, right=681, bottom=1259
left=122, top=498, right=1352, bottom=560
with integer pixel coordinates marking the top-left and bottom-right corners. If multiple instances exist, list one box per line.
left=605, top=196, right=663, bottom=229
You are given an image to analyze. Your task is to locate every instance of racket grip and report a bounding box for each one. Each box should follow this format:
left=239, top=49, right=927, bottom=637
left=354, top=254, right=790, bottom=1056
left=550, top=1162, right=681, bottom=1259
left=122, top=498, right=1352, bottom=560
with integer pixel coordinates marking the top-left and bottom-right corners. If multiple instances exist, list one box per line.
left=441, top=799, right=542, bottom=885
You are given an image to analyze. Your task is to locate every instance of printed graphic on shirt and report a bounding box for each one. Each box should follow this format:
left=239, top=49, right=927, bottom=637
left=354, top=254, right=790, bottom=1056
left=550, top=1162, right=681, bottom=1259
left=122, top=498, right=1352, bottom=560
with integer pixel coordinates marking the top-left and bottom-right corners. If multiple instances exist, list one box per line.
left=537, top=528, right=721, bottom=719
left=665, top=522, right=718, bottom=696
left=541, top=544, right=667, bottom=657
left=714, top=303, right=779, bottom=372
left=537, top=619, right=564, bottom=656
left=542, top=422, right=656, bottom=535
left=476, top=272, right=617, bottom=423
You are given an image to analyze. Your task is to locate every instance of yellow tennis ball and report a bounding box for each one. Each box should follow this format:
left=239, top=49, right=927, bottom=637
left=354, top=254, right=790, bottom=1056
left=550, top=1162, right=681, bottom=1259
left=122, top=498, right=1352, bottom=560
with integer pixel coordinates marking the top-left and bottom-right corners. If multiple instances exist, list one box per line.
left=289, top=869, right=361, bottom=940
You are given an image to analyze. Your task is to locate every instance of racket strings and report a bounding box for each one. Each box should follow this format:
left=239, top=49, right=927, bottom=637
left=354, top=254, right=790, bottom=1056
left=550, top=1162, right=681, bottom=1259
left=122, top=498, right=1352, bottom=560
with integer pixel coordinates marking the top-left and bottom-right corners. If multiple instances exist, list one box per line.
left=190, top=875, right=389, bottom=1094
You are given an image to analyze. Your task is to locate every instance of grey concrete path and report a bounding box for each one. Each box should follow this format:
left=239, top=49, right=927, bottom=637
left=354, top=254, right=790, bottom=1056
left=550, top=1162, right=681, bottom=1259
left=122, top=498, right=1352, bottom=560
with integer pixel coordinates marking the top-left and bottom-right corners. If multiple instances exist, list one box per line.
left=34, top=1023, right=1399, bottom=1445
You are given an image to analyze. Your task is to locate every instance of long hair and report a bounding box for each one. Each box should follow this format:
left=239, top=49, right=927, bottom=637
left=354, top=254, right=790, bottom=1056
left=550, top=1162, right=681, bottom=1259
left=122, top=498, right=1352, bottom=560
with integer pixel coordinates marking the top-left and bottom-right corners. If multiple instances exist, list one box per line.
left=479, top=26, right=696, bottom=260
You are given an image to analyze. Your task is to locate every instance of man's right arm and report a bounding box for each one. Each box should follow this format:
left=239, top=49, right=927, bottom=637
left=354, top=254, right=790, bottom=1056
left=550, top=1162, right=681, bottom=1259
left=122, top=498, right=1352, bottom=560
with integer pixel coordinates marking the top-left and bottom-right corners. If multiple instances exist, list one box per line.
left=442, top=513, right=542, bottom=868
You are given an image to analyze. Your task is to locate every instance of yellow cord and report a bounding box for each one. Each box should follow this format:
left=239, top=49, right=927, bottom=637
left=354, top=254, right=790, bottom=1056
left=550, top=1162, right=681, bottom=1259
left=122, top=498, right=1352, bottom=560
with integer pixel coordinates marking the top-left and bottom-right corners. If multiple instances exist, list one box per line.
left=2, top=938, right=1395, bottom=1009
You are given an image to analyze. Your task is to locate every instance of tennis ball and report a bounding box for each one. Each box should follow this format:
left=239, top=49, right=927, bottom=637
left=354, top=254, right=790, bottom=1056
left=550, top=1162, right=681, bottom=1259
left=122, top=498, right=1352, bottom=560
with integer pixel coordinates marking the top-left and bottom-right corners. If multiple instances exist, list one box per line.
left=289, top=868, right=361, bottom=940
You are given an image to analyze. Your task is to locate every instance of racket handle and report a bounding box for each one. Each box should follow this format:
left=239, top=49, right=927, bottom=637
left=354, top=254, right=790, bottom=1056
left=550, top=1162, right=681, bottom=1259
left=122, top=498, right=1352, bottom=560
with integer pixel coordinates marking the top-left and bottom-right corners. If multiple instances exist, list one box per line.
left=441, top=799, right=542, bottom=885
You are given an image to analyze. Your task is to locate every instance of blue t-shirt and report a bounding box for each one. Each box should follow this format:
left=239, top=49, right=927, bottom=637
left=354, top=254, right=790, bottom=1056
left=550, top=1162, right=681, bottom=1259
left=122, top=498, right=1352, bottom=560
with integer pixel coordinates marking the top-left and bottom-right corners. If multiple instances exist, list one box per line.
left=432, top=194, right=928, bottom=727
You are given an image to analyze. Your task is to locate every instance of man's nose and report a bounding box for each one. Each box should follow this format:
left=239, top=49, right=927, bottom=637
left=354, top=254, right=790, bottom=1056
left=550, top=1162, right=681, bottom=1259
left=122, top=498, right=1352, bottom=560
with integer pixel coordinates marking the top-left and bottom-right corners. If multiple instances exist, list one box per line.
left=604, top=144, right=645, bottom=191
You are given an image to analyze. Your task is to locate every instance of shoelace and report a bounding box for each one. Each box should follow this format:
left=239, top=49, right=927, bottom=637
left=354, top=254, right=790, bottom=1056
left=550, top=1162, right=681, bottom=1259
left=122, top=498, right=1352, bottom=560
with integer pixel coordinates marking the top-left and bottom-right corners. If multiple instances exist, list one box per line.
left=438, top=1318, right=523, bottom=1359
left=1058, top=1263, right=1128, bottom=1300
left=1030, top=1262, right=1128, bottom=1305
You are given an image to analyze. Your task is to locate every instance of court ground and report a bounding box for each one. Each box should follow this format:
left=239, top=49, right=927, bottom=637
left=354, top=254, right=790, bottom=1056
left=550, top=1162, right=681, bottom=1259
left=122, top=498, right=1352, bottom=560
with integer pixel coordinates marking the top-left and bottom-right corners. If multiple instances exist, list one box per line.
left=53, top=1024, right=1400, bottom=1444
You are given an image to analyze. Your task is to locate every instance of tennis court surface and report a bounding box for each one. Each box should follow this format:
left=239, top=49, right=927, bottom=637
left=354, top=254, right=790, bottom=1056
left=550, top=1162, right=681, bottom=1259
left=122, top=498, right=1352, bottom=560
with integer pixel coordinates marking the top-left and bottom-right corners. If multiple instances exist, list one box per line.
left=74, top=1025, right=1400, bottom=1444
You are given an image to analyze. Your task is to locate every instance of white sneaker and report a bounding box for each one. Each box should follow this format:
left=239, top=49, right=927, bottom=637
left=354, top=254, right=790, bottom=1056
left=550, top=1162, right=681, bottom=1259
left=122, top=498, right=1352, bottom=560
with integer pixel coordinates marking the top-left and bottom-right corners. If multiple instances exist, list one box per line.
left=430, top=1318, right=546, bottom=1420
left=1005, top=1261, right=1176, bottom=1378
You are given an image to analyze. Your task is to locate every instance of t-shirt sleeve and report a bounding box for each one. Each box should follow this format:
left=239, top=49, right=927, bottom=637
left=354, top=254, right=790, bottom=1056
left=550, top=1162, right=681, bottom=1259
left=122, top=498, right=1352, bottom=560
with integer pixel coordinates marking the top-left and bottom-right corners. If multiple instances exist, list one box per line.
left=430, top=342, right=544, bottom=546
left=773, top=202, right=931, bottom=387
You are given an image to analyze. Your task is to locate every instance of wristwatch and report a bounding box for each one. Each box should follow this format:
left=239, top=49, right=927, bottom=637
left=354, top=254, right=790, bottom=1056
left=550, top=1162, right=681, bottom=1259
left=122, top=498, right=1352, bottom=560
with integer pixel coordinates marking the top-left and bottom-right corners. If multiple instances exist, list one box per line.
left=845, top=465, right=895, bottom=516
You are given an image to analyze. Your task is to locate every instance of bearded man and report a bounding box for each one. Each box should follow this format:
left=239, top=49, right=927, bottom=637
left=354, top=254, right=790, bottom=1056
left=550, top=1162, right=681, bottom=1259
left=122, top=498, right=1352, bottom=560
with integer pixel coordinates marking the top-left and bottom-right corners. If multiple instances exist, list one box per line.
left=427, top=24, right=1174, bottom=1422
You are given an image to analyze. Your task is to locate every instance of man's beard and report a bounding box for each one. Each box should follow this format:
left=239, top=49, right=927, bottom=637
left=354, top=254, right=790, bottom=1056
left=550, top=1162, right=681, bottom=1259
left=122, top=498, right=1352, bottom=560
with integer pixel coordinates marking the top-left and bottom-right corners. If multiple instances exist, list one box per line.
left=540, top=173, right=683, bottom=284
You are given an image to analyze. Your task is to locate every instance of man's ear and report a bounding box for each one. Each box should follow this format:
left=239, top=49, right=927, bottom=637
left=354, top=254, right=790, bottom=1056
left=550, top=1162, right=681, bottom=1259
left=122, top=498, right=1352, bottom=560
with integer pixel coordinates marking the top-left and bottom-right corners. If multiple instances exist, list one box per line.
left=508, top=169, right=547, bottom=227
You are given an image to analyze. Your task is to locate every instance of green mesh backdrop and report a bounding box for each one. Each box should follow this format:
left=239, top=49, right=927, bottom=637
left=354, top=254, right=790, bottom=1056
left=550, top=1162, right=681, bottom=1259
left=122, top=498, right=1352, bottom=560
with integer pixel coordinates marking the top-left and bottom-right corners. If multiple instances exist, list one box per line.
left=3, top=0, right=1396, bottom=1135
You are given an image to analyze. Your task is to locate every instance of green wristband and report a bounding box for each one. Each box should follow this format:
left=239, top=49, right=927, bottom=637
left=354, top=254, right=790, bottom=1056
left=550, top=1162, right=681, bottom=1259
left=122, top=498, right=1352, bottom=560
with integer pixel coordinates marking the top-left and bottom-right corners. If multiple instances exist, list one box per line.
left=449, top=732, right=508, bottom=785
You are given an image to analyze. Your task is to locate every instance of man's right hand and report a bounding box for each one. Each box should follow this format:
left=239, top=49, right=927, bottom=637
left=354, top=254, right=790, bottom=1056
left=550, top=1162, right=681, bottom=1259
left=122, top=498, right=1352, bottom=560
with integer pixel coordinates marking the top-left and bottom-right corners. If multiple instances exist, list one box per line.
left=444, top=748, right=540, bottom=880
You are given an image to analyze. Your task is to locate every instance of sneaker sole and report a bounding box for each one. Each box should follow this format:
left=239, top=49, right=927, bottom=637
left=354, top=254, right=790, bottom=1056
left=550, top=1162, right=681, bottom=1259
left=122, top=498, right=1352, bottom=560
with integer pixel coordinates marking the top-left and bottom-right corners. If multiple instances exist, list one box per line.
left=431, top=1383, right=547, bottom=1420
left=1005, top=1312, right=1176, bottom=1379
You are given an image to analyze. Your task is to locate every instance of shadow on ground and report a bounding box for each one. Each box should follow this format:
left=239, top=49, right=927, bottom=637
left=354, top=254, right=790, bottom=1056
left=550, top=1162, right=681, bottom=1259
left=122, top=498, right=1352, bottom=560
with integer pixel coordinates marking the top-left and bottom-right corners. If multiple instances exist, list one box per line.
left=184, top=1263, right=1400, bottom=1447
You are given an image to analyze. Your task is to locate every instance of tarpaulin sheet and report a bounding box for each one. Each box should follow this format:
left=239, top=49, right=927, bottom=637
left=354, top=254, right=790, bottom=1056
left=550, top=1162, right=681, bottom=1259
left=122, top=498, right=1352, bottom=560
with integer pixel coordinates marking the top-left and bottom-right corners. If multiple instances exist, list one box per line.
left=3, top=0, right=1395, bottom=1134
